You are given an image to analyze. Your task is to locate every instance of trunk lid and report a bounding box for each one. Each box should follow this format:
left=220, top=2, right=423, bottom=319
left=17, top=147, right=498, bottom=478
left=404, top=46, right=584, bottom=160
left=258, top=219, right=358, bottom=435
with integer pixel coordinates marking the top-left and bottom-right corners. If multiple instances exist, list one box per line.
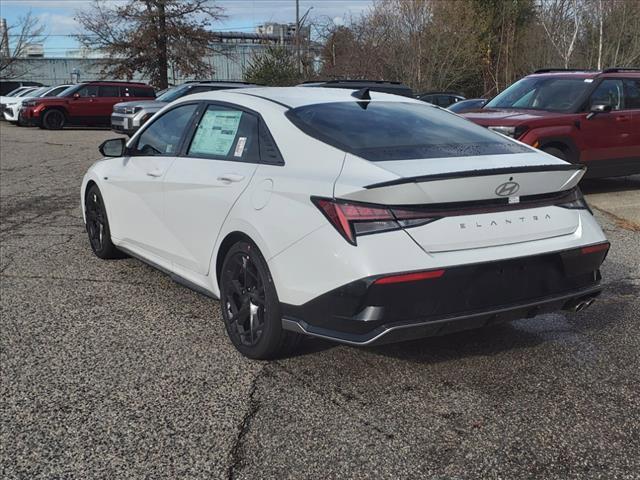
left=334, top=152, right=585, bottom=252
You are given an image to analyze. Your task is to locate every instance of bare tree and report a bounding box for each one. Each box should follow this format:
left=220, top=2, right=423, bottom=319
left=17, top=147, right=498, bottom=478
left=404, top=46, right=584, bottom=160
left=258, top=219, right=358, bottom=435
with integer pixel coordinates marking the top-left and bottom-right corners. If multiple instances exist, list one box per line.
left=0, top=12, right=46, bottom=80
left=75, top=0, right=225, bottom=88
left=540, top=0, right=581, bottom=68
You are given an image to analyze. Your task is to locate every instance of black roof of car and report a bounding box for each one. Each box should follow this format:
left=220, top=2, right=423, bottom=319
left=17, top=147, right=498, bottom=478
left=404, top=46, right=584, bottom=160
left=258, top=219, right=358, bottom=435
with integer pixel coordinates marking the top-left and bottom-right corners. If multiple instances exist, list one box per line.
left=182, top=80, right=262, bottom=86
left=184, top=81, right=260, bottom=88
left=299, top=79, right=414, bottom=97
left=417, top=91, right=465, bottom=97
left=79, top=80, right=150, bottom=86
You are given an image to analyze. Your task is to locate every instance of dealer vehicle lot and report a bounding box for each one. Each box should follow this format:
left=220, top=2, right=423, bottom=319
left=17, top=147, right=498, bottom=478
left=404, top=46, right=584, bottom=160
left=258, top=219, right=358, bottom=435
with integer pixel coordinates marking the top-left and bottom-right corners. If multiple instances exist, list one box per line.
left=1, top=124, right=639, bottom=478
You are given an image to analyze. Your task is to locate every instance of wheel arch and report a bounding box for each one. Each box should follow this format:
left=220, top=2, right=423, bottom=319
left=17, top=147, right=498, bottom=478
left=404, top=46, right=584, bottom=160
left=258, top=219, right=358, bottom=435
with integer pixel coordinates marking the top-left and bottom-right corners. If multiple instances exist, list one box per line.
left=81, top=177, right=98, bottom=223
left=42, top=105, right=69, bottom=118
left=40, top=106, right=69, bottom=129
left=215, top=231, right=257, bottom=287
left=537, top=136, right=580, bottom=163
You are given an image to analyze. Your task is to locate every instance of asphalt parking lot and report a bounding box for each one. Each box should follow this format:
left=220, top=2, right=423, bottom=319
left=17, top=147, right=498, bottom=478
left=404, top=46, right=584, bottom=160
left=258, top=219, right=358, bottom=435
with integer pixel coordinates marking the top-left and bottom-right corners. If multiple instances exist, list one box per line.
left=1, top=123, right=639, bottom=480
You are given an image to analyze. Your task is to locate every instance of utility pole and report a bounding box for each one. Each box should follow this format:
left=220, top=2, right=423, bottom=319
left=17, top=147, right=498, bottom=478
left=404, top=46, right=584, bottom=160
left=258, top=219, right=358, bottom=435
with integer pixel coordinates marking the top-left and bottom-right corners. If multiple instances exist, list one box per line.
left=295, top=2, right=313, bottom=76
left=295, top=0, right=301, bottom=75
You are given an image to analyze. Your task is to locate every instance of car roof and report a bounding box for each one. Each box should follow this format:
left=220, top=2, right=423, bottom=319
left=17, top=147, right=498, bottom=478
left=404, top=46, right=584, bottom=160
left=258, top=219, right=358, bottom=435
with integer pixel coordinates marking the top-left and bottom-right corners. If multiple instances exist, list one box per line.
left=171, top=86, right=427, bottom=113
left=81, top=81, right=152, bottom=87
left=300, top=81, right=413, bottom=97
left=224, top=86, right=424, bottom=109
left=529, top=68, right=640, bottom=79
left=187, top=82, right=259, bottom=88
left=419, top=91, right=464, bottom=96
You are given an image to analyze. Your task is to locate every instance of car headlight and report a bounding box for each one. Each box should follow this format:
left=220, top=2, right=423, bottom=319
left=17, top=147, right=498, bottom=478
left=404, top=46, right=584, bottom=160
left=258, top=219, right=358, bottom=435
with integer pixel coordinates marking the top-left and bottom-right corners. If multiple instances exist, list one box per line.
left=22, top=100, right=38, bottom=107
left=123, top=106, right=142, bottom=114
left=488, top=125, right=527, bottom=138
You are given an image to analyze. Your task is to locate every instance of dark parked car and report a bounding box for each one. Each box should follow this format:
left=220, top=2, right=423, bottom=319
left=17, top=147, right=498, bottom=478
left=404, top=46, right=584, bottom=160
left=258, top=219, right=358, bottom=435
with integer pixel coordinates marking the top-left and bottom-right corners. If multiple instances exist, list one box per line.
left=447, top=98, right=487, bottom=113
left=20, top=81, right=156, bottom=129
left=417, top=91, right=466, bottom=107
left=111, top=81, right=259, bottom=136
left=299, top=80, right=414, bottom=97
left=463, top=68, right=640, bottom=178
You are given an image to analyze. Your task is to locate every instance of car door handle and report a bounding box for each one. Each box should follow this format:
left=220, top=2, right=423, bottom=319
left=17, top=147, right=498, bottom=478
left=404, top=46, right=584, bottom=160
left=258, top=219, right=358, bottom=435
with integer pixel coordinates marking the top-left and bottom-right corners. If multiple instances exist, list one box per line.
left=615, top=115, right=630, bottom=122
left=146, top=168, right=163, bottom=177
left=217, top=174, right=245, bottom=183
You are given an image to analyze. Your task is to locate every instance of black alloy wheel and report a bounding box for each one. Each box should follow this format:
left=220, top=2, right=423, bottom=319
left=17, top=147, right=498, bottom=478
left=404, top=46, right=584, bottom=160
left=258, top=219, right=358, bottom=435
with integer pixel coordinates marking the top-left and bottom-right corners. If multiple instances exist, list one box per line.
left=42, top=109, right=65, bottom=130
left=220, top=241, right=300, bottom=359
left=223, top=251, right=266, bottom=346
left=84, top=185, right=122, bottom=259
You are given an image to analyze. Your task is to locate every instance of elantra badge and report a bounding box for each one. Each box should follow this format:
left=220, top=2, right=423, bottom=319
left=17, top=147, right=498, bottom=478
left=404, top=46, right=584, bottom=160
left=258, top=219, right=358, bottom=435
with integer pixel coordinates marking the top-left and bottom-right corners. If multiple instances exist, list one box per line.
left=495, top=181, right=520, bottom=196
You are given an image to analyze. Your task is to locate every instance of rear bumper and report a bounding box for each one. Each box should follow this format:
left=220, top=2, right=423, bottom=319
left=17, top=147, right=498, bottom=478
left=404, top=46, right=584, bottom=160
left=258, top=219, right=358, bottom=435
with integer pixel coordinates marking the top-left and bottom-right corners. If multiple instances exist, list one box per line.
left=281, top=245, right=608, bottom=346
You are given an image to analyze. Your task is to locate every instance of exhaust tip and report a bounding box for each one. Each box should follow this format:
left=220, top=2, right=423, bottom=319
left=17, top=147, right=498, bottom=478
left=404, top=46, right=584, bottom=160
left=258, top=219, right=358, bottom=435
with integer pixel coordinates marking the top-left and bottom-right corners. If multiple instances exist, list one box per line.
left=565, top=297, right=597, bottom=313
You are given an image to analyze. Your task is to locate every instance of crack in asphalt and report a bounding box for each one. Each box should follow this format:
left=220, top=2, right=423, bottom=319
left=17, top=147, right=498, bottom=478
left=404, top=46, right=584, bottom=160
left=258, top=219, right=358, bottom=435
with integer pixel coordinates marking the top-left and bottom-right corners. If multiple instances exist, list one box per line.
left=274, top=362, right=399, bottom=442
left=226, top=364, right=266, bottom=480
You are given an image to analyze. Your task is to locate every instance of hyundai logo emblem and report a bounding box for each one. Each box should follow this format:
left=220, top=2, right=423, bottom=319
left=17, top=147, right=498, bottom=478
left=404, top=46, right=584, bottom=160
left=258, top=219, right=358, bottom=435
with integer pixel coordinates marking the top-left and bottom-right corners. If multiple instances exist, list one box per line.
left=495, top=181, right=520, bottom=196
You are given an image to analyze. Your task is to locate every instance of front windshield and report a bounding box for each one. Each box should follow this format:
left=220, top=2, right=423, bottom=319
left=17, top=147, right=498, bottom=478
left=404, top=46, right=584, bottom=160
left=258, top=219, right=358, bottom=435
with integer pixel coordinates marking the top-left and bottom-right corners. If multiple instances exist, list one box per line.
left=56, top=84, right=83, bottom=98
left=16, top=88, right=37, bottom=97
left=6, top=87, right=28, bottom=96
left=156, top=84, right=190, bottom=102
left=28, top=87, right=49, bottom=97
left=485, top=77, right=593, bottom=112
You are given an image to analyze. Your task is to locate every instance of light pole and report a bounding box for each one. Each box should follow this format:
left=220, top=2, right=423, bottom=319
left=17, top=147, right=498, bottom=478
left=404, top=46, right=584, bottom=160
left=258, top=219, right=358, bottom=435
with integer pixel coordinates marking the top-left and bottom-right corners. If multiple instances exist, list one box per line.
left=295, top=2, right=313, bottom=75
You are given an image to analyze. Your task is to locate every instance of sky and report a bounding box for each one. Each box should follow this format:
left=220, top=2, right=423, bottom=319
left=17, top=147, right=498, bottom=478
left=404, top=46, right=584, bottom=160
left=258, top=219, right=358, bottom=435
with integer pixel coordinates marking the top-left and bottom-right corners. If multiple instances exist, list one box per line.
left=0, top=0, right=374, bottom=56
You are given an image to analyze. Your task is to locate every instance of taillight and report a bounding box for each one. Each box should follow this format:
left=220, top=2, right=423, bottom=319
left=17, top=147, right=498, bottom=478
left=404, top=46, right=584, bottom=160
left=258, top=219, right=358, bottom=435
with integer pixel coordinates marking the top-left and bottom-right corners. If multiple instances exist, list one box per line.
left=557, top=188, right=591, bottom=213
left=312, top=197, right=437, bottom=245
left=581, top=242, right=610, bottom=255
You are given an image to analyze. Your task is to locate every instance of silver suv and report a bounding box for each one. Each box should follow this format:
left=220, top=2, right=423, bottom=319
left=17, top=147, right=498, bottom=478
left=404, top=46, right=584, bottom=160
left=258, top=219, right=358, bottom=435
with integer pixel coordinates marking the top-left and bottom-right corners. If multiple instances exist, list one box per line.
left=111, top=81, right=259, bottom=136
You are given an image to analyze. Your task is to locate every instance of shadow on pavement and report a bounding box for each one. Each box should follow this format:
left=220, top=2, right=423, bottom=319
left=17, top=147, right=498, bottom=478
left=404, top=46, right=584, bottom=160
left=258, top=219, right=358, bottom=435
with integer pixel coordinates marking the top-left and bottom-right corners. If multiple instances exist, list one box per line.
left=580, top=174, right=640, bottom=194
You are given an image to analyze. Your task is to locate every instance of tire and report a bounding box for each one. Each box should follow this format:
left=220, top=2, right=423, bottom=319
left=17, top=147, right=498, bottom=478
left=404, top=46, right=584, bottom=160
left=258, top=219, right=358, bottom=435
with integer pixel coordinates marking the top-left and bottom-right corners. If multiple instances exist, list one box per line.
left=84, top=184, right=123, bottom=259
left=41, top=109, right=65, bottom=130
left=542, top=146, right=567, bottom=161
left=219, top=240, right=301, bottom=359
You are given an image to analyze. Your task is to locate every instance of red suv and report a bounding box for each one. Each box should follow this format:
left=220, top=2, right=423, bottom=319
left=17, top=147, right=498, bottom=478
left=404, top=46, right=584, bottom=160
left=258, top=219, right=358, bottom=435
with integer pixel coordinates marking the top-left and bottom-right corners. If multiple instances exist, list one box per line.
left=463, top=68, right=640, bottom=178
left=20, top=81, right=155, bottom=130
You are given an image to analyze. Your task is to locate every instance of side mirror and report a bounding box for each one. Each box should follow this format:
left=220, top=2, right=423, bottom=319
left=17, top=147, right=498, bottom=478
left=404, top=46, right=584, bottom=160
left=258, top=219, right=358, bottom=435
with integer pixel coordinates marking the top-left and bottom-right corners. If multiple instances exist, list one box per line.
left=72, top=92, right=81, bottom=99
left=99, top=138, right=127, bottom=157
left=586, top=103, right=612, bottom=119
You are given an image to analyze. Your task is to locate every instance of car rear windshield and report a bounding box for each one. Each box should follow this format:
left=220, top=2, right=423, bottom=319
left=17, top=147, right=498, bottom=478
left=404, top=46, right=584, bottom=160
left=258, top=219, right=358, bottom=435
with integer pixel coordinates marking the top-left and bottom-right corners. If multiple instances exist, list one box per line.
left=485, top=76, right=593, bottom=112
left=286, top=101, right=529, bottom=161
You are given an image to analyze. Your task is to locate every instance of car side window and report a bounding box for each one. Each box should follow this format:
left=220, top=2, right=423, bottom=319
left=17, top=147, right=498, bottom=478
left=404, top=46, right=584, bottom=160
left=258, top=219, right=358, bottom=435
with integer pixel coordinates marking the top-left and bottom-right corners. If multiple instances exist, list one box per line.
left=132, top=87, right=155, bottom=98
left=99, top=86, right=119, bottom=97
left=48, top=86, right=67, bottom=97
left=623, top=79, right=640, bottom=109
left=590, top=79, right=624, bottom=110
left=77, top=85, right=98, bottom=97
left=133, top=104, right=198, bottom=156
left=438, top=96, right=451, bottom=107
left=186, top=105, right=259, bottom=163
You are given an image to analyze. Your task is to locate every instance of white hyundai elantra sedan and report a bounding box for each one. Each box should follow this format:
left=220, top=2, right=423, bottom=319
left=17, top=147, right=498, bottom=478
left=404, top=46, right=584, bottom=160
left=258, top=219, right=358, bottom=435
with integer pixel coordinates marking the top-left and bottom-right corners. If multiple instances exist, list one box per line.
left=81, top=87, right=609, bottom=359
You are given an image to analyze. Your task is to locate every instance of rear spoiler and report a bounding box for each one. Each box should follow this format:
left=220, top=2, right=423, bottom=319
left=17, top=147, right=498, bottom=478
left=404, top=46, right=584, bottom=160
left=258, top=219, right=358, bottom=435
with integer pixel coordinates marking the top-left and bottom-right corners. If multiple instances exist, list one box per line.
left=364, top=164, right=586, bottom=189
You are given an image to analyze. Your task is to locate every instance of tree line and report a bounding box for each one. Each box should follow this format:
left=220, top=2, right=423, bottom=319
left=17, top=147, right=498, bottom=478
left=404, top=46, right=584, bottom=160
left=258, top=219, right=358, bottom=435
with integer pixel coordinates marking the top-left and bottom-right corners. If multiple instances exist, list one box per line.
left=2, top=0, right=639, bottom=96
left=314, top=0, right=640, bottom=97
